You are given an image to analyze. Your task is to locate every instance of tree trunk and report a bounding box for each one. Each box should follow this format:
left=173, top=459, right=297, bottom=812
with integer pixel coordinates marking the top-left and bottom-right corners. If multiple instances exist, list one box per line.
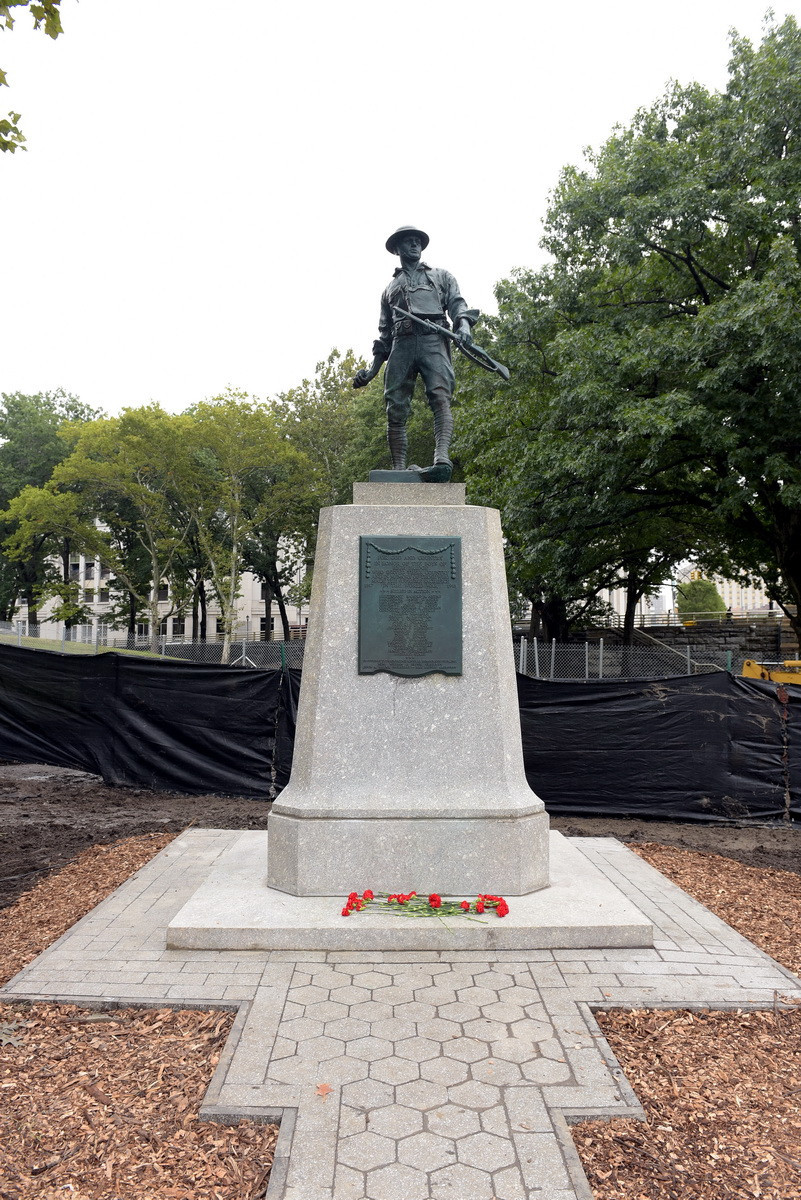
left=262, top=577, right=274, bottom=641
left=22, top=579, right=38, bottom=633
left=273, top=575, right=290, bottom=642
left=199, top=579, right=207, bottom=642
left=527, top=598, right=541, bottom=639
left=126, top=591, right=137, bottom=648
left=535, top=597, right=569, bottom=642
left=0, top=587, right=19, bottom=624
left=192, top=586, right=199, bottom=641
left=622, top=575, right=641, bottom=646
left=150, top=597, right=161, bottom=655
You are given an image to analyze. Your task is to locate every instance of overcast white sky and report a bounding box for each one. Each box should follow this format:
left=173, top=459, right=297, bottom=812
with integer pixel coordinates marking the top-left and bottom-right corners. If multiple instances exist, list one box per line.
left=2, top=1, right=797, bottom=415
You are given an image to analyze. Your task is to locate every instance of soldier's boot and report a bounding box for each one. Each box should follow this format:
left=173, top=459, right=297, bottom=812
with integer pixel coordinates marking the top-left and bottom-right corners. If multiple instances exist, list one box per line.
left=432, top=402, right=454, bottom=466
left=387, top=422, right=408, bottom=470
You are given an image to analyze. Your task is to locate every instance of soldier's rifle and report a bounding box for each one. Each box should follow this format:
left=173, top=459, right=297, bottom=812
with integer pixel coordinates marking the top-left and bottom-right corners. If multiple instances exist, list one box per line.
left=391, top=306, right=510, bottom=381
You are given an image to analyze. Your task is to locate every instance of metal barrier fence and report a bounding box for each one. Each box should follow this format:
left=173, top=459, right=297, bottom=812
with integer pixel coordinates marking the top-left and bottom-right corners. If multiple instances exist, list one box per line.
left=516, top=637, right=742, bottom=680
left=606, top=608, right=786, bottom=629
left=0, top=621, right=308, bottom=668
left=0, top=622, right=746, bottom=678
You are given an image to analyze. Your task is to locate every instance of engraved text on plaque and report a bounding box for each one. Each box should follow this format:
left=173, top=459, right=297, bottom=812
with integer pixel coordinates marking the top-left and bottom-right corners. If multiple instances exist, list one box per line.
left=358, top=536, right=462, bottom=676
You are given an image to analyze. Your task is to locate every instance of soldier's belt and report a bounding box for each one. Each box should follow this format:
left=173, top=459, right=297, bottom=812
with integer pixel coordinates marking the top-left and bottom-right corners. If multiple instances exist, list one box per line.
left=392, top=317, right=447, bottom=336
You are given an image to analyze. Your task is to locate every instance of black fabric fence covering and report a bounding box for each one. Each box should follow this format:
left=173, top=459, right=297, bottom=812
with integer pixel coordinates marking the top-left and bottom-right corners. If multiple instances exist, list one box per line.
left=517, top=670, right=799, bottom=822
left=0, top=645, right=798, bottom=820
left=0, top=644, right=281, bottom=798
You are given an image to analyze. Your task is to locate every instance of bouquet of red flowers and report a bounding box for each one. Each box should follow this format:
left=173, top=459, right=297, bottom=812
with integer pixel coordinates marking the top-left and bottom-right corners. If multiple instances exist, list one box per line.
left=341, top=890, right=509, bottom=920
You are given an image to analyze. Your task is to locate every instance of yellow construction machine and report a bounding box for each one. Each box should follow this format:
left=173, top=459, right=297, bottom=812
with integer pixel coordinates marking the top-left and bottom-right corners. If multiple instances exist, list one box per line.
left=741, top=659, right=801, bottom=683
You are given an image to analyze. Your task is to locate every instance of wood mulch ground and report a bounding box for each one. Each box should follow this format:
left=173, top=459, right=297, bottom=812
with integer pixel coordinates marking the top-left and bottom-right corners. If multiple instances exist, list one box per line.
left=0, top=1004, right=277, bottom=1200
left=0, top=835, right=278, bottom=1200
left=631, top=842, right=801, bottom=978
left=0, top=832, right=799, bottom=1198
left=574, top=842, right=801, bottom=1200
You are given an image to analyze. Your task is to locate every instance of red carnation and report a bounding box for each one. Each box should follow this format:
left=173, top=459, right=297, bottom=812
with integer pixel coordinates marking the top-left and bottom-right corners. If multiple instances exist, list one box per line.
left=496, top=899, right=509, bottom=917
left=428, top=893, right=442, bottom=909
left=341, top=907, right=350, bottom=916
left=460, top=900, right=470, bottom=911
left=476, top=900, right=485, bottom=914
left=363, top=890, right=374, bottom=901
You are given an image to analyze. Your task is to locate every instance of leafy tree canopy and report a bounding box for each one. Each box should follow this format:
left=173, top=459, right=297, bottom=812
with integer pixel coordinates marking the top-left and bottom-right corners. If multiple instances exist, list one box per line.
left=676, top=578, right=727, bottom=616
left=1, top=1, right=64, bottom=152
left=0, top=390, right=101, bottom=622
left=459, top=15, right=801, bottom=646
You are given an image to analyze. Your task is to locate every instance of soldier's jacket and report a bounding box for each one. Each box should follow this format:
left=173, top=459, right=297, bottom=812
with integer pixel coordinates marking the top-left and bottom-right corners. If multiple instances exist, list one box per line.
left=372, top=263, right=477, bottom=361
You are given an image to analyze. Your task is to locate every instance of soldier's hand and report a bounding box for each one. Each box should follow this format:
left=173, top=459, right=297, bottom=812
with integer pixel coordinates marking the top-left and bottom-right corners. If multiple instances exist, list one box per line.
left=455, top=322, right=473, bottom=346
left=353, top=369, right=372, bottom=389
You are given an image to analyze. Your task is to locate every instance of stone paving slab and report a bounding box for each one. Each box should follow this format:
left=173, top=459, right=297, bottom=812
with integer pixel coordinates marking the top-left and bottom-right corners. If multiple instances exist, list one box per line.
left=2, top=830, right=800, bottom=1200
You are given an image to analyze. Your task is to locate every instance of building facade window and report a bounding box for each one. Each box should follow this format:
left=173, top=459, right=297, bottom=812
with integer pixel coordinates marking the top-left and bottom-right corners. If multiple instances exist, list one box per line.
left=98, top=589, right=109, bottom=603
left=172, top=616, right=185, bottom=637
left=157, top=584, right=169, bottom=602
left=83, top=589, right=95, bottom=603
left=137, top=622, right=149, bottom=638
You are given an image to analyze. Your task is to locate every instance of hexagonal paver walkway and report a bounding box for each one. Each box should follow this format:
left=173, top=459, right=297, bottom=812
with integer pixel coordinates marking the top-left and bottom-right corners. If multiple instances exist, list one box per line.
left=3, top=831, right=800, bottom=1199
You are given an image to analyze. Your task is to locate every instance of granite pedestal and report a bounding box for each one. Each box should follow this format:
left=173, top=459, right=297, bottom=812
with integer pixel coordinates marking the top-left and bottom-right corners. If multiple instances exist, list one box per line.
left=168, top=830, right=653, bottom=950
left=267, top=483, right=550, bottom=897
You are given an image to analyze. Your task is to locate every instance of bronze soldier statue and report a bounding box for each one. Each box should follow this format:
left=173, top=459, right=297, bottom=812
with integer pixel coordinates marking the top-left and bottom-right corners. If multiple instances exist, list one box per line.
left=353, top=226, right=479, bottom=483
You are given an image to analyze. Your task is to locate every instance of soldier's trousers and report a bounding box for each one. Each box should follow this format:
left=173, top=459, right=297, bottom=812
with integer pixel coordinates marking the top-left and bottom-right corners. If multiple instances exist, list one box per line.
left=384, top=330, right=455, bottom=425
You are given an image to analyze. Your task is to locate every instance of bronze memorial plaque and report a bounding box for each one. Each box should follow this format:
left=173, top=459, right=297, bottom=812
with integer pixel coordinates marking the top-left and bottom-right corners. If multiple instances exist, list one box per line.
left=358, top=536, right=462, bottom=677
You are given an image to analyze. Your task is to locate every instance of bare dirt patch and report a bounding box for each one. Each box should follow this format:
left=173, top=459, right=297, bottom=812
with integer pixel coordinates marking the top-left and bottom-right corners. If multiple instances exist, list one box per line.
left=0, top=762, right=270, bottom=910
left=551, top=814, right=800, bottom=877
left=1, top=760, right=797, bottom=912
left=0, top=834, right=175, bottom=990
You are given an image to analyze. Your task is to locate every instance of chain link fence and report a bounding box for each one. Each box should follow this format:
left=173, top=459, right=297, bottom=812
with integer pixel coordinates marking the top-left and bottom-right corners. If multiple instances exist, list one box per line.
left=0, top=620, right=747, bottom=678
left=516, top=636, right=743, bottom=680
left=0, top=621, right=308, bottom=668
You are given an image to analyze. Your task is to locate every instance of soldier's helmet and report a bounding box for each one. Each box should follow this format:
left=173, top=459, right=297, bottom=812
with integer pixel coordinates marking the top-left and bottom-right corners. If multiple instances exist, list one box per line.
left=386, top=226, right=430, bottom=254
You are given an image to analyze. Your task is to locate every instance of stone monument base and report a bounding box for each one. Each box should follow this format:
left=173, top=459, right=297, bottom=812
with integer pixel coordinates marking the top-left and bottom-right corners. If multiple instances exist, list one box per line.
left=267, top=484, right=550, bottom=897
left=267, top=810, right=549, bottom=897
left=167, top=831, right=653, bottom=951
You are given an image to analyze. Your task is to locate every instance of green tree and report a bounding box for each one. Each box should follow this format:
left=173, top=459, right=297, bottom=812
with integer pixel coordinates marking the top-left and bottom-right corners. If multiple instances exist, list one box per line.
left=543, top=15, right=801, bottom=647
left=1, top=1, right=64, bottom=151
left=676, top=578, right=727, bottom=618
left=455, top=284, right=697, bottom=641
left=182, top=393, right=311, bottom=660
left=3, top=406, right=193, bottom=650
left=0, top=390, right=101, bottom=626
left=277, top=350, right=370, bottom=509
left=461, top=16, right=801, bottom=648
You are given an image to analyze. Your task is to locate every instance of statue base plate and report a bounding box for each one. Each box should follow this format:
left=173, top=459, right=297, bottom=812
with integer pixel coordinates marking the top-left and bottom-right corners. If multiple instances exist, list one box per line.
left=369, top=464, right=453, bottom=483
